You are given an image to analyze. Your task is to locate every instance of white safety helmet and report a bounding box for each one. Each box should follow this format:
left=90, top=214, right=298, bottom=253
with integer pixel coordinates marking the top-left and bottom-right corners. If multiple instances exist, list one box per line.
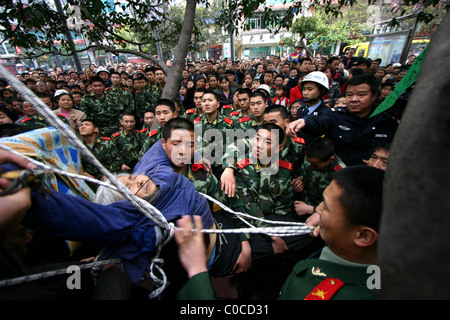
left=257, top=84, right=271, bottom=96
left=96, top=67, right=110, bottom=75
left=300, top=71, right=329, bottom=93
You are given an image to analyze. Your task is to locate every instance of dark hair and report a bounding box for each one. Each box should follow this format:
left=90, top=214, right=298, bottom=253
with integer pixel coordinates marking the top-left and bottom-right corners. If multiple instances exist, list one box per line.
left=0, top=106, right=17, bottom=122
left=89, top=76, right=105, bottom=85
left=0, top=123, right=29, bottom=137
left=237, top=87, right=252, bottom=98
left=155, top=99, right=176, bottom=113
left=203, top=90, right=220, bottom=102
left=250, top=90, right=267, bottom=101
left=373, top=142, right=391, bottom=153
left=264, top=104, right=289, bottom=120
left=121, top=113, right=135, bottom=119
left=256, top=122, right=285, bottom=146
left=346, top=74, right=379, bottom=95
left=144, top=108, right=155, bottom=114
left=194, top=88, right=208, bottom=93
left=299, top=57, right=312, bottom=65
left=81, top=118, right=99, bottom=127
left=327, top=56, right=340, bottom=65
left=162, top=117, right=194, bottom=141
left=333, top=166, right=385, bottom=232
left=306, top=137, right=335, bottom=161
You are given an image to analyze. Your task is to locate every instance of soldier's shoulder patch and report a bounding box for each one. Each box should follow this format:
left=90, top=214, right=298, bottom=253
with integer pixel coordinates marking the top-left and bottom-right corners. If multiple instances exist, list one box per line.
left=239, top=116, right=251, bottom=123
left=101, top=137, right=111, bottom=141
left=112, top=132, right=121, bottom=138
left=224, top=117, right=233, bottom=125
left=22, top=117, right=32, bottom=123
left=334, top=165, right=343, bottom=172
left=191, top=163, right=207, bottom=172
left=194, top=117, right=201, bottom=124
left=105, top=87, right=111, bottom=91
left=230, top=111, right=240, bottom=117
left=149, top=129, right=158, bottom=137
left=186, top=108, right=196, bottom=114
left=304, top=278, right=344, bottom=300
left=222, top=104, right=232, bottom=109
left=293, top=137, right=306, bottom=145
left=278, top=159, right=293, bottom=170
left=140, top=128, right=148, bottom=133
left=236, top=158, right=251, bottom=169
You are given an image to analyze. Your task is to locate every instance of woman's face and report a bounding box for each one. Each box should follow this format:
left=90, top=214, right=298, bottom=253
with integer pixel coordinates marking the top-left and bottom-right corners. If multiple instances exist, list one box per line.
left=244, top=74, right=252, bottom=87
left=118, top=175, right=157, bottom=198
left=220, top=79, right=230, bottom=90
left=196, top=78, right=206, bottom=88
left=58, top=94, right=73, bottom=109
left=179, top=86, right=187, bottom=96
left=209, top=77, right=218, bottom=88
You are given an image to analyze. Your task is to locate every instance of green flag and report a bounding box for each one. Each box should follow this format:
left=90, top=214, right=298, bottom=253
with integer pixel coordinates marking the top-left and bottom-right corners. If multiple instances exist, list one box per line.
left=370, top=46, right=428, bottom=118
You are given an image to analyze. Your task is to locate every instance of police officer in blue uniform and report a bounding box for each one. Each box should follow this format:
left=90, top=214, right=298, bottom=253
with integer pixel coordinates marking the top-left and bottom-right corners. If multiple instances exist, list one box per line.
left=287, top=74, right=399, bottom=166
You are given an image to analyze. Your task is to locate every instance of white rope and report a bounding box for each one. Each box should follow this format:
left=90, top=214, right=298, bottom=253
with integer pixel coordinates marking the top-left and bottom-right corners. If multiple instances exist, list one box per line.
left=0, top=143, right=315, bottom=238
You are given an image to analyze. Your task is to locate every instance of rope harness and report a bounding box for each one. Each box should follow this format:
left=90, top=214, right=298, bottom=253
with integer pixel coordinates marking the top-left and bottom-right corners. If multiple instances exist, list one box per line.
left=0, top=65, right=315, bottom=296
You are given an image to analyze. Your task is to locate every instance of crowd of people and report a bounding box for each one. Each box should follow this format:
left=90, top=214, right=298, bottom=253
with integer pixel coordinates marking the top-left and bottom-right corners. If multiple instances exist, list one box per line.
left=0, top=47, right=414, bottom=300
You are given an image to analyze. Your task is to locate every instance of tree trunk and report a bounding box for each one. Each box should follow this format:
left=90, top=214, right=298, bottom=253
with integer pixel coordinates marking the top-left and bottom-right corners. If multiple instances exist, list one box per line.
left=161, top=0, right=197, bottom=101
left=376, top=10, right=450, bottom=299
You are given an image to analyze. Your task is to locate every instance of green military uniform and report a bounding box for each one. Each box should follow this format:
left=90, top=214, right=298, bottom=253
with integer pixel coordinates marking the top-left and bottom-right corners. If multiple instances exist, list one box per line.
left=134, top=84, right=162, bottom=120
left=220, top=104, right=234, bottom=117
left=194, top=113, right=234, bottom=176
left=183, top=163, right=229, bottom=211
left=110, top=129, right=142, bottom=172
left=299, top=156, right=346, bottom=206
left=105, top=86, right=135, bottom=117
left=139, top=126, right=162, bottom=159
left=177, top=246, right=374, bottom=300
left=180, top=108, right=200, bottom=123
left=80, top=91, right=131, bottom=137
left=221, top=113, right=260, bottom=170
left=281, top=136, right=307, bottom=179
left=278, top=246, right=374, bottom=300
left=21, top=114, right=68, bottom=130
left=82, top=136, right=115, bottom=179
left=231, top=156, right=293, bottom=240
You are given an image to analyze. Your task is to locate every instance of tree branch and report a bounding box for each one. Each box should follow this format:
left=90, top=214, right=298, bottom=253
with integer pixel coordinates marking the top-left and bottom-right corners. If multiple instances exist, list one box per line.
left=20, top=44, right=169, bottom=74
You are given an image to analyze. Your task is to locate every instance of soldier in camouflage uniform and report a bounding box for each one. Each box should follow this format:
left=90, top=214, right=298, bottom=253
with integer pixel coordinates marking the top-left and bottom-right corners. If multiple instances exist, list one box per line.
left=20, top=113, right=68, bottom=130
left=193, top=91, right=234, bottom=178
left=105, top=71, right=135, bottom=117
left=80, top=76, right=132, bottom=137
left=138, top=108, right=155, bottom=143
left=138, top=99, right=177, bottom=159
left=110, top=113, right=142, bottom=173
left=78, top=119, right=115, bottom=183
left=294, top=137, right=346, bottom=218
left=263, top=105, right=307, bottom=200
left=134, top=79, right=162, bottom=123
left=231, top=123, right=323, bottom=300
left=181, top=88, right=206, bottom=122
